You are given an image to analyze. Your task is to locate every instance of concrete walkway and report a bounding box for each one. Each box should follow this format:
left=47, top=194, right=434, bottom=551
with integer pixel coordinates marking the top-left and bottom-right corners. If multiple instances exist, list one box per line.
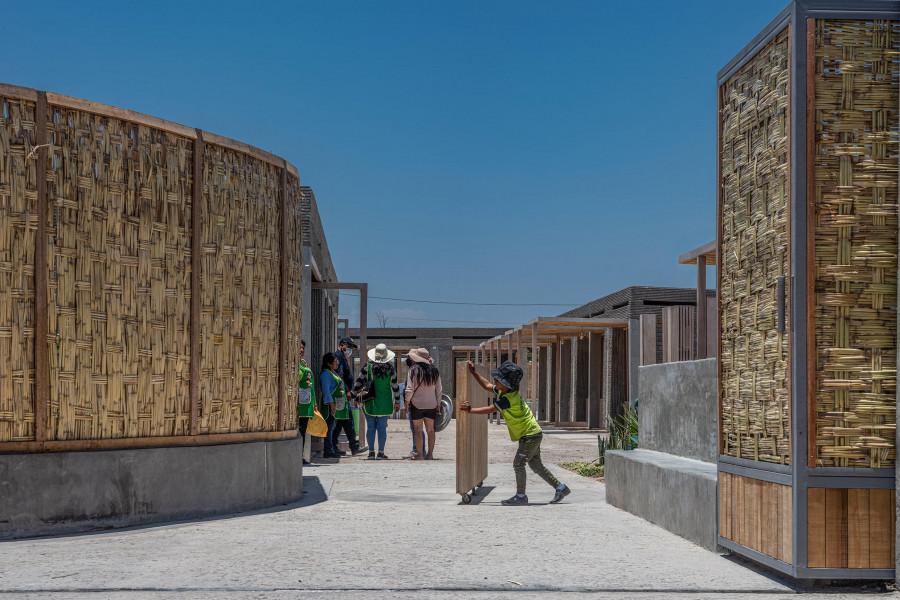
left=1, top=422, right=895, bottom=599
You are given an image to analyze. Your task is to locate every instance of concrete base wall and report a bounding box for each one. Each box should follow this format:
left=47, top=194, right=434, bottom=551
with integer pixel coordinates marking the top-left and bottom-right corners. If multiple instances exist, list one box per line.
left=638, top=358, right=717, bottom=463
left=606, top=449, right=718, bottom=551
left=0, top=438, right=303, bottom=539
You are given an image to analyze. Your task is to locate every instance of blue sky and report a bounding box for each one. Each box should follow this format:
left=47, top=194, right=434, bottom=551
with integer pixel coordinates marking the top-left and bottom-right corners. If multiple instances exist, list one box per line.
left=5, top=0, right=788, bottom=327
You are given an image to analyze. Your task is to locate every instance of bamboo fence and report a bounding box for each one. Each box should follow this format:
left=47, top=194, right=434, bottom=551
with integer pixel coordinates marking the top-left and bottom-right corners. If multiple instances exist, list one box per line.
left=811, top=20, right=898, bottom=468
left=0, top=84, right=302, bottom=450
left=720, top=29, right=793, bottom=465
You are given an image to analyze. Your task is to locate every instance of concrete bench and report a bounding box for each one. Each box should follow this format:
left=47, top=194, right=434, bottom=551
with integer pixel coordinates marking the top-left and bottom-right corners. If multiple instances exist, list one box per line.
left=605, top=449, right=718, bottom=551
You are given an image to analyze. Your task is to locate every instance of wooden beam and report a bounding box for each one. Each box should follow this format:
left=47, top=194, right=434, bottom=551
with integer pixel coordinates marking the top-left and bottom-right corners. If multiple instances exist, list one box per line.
left=678, top=240, right=717, bottom=265
left=0, top=430, right=299, bottom=454
left=190, top=130, right=204, bottom=436
left=33, top=91, right=48, bottom=443
left=806, top=17, right=816, bottom=468
left=311, top=282, right=366, bottom=291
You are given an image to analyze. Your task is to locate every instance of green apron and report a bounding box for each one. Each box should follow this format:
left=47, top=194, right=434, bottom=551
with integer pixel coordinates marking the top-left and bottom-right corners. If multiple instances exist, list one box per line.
left=328, top=370, right=349, bottom=420
left=363, top=362, right=395, bottom=417
left=297, top=359, right=315, bottom=419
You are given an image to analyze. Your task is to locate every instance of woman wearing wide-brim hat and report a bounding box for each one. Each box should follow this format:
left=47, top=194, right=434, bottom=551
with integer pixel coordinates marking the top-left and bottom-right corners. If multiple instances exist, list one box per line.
left=404, top=347, right=442, bottom=460
left=351, top=343, right=400, bottom=459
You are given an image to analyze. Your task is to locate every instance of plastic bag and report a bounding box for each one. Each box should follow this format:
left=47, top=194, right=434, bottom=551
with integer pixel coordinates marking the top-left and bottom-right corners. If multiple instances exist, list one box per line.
left=307, top=407, right=328, bottom=437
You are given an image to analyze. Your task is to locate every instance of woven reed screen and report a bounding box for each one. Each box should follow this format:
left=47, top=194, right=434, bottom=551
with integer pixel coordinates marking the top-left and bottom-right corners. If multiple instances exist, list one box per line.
left=198, top=145, right=281, bottom=434
left=0, top=95, right=37, bottom=442
left=0, top=86, right=305, bottom=446
left=811, top=20, right=898, bottom=468
left=720, top=29, right=792, bottom=464
left=47, top=108, right=194, bottom=440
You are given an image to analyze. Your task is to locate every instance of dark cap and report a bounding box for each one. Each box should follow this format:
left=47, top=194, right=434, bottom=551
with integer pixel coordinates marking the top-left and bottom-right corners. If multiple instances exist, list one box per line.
left=339, top=337, right=358, bottom=348
left=490, top=360, right=523, bottom=392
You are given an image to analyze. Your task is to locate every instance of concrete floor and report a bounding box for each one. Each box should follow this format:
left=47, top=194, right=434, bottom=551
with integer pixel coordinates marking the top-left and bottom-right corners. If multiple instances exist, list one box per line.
left=1, top=421, right=896, bottom=599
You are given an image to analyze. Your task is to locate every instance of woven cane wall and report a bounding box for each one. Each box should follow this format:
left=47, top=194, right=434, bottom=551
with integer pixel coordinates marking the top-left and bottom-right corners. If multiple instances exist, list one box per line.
left=0, top=85, right=305, bottom=447
left=0, top=95, right=37, bottom=442
left=811, top=20, right=898, bottom=468
left=47, top=107, right=193, bottom=441
left=720, top=28, right=792, bottom=464
left=282, top=175, right=303, bottom=430
left=198, top=145, right=281, bottom=434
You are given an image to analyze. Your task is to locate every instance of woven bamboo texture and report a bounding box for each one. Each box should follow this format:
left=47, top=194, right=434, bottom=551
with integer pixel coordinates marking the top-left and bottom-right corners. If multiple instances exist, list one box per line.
left=46, top=107, right=193, bottom=440
left=720, top=29, right=792, bottom=464
left=282, top=175, right=303, bottom=431
left=198, top=145, right=281, bottom=434
left=0, top=95, right=37, bottom=442
left=0, top=85, right=305, bottom=446
left=811, top=20, right=898, bottom=468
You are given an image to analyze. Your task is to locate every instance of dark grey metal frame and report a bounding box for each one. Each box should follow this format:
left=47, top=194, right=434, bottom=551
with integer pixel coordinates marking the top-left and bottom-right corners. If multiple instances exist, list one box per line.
left=716, top=0, right=900, bottom=580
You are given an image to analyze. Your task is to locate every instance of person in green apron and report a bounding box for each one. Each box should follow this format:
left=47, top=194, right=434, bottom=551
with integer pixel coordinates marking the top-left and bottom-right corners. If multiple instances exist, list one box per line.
left=351, top=343, right=400, bottom=460
left=297, top=340, right=314, bottom=467
left=319, top=352, right=362, bottom=459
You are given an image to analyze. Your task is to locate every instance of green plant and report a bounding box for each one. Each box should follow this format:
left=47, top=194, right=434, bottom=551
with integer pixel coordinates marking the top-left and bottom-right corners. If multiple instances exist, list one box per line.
left=598, top=402, right=639, bottom=466
left=561, top=460, right=604, bottom=479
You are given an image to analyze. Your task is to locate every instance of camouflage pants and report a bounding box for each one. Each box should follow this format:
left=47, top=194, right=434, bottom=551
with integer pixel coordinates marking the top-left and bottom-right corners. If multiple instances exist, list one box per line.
left=513, top=433, right=560, bottom=495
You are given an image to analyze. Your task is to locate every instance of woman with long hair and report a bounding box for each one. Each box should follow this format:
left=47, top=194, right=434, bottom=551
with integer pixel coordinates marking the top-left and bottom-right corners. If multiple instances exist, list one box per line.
left=404, top=348, right=442, bottom=460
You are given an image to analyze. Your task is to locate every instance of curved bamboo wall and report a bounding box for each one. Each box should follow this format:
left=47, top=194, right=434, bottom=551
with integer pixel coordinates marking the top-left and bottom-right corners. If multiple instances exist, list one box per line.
left=719, top=29, right=793, bottom=465
left=0, top=84, right=302, bottom=449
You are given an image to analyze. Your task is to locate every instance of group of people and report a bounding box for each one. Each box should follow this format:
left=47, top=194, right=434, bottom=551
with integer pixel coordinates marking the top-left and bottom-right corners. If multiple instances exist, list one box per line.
left=297, top=337, right=444, bottom=461
left=297, top=336, right=571, bottom=505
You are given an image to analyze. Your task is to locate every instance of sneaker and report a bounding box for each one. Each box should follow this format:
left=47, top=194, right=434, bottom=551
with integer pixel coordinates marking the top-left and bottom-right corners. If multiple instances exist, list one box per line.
left=501, top=495, right=528, bottom=506
left=550, top=485, right=571, bottom=504
left=302, top=459, right=312, bottom=466
left=376, top=452, right=388, bottom=460
left=357, top=445, right=369, bottom=452
left=367, top=452, right=376, bottom=460
left=351, top=446, right=367, bottom=456
left=403, top=450, right=418, bottom=459
left=322, top=452, right=340, bottom=459
left=336, top=449, right=347, bottom=456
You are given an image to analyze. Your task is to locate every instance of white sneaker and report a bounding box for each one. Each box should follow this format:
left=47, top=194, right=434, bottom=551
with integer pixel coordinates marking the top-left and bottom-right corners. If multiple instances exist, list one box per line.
left=403, top=450, right=417, bottom=459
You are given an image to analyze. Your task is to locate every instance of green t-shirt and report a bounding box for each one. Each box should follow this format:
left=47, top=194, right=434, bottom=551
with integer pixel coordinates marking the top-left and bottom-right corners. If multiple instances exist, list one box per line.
left=492, top=386, right=542, bottom=441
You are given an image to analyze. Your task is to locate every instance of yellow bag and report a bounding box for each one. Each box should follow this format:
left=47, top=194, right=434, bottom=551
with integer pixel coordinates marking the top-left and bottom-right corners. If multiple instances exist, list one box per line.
left=306, top=407, right=328, bottom=437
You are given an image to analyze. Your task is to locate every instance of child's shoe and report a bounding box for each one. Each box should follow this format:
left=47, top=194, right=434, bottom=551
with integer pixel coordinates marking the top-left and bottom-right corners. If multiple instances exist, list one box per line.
left=501, top=494, right=528, bottom=506
left=367, top=452, right=376, bottom=460
left=550, top=485, right=570, bottom=504
left=376, top=452, right=388, bottom=460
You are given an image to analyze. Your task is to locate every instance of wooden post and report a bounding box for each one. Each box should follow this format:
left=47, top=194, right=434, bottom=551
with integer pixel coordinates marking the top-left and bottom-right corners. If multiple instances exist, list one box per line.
left=640, top=313, right=657, bottom=366
left=553, top=335, right=561, bottom=424
left=697, top=254, right=707, bottom=359
left=358, top=283, right=368, bottom=445
left=34, top=91, right=48, bottom=443
left=516, top=330, right=527, bottom=409
left=189, top=130, right=204, bottom=436
left=588, top=331, right=604, bottom=429
left=277, top=161, right=288, bottom=430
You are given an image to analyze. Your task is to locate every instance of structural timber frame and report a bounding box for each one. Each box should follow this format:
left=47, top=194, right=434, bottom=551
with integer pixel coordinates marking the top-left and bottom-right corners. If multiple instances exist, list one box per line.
left=472, top=317, right=632, bottom=428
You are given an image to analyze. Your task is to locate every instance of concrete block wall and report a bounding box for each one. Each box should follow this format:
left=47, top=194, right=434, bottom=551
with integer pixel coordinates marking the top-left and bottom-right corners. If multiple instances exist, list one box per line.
left=0, top=438, right=303, bottom=539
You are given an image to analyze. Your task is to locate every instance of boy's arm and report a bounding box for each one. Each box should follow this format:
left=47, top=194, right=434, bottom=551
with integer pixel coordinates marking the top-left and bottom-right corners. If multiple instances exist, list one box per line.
left=463, top=404, right=496, bottom=415
left=466, top=361, right=493, bottom=391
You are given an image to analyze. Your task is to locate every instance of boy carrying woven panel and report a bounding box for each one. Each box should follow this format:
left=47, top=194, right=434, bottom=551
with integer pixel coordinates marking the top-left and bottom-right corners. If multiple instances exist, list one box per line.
left=461, top=360, right=570, bottom=506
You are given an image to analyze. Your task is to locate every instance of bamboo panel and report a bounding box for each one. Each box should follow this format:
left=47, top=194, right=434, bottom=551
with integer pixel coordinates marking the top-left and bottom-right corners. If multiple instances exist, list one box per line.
left=0, top=95, right=37, bottom=442
left=456, top=362, right=490, bottom=495
left=720, top=28, right=792, bottom=465
left=811, top=20, right=898, bottom=468
left=282, top=174, right=303, bottom=430
left=807, top=487, right=895, bottom=568
left=198, top=144, right=281, bottom=434
left=46, top=106, right=193, bottom=440
left=719, top=472, right=793, bottom=564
